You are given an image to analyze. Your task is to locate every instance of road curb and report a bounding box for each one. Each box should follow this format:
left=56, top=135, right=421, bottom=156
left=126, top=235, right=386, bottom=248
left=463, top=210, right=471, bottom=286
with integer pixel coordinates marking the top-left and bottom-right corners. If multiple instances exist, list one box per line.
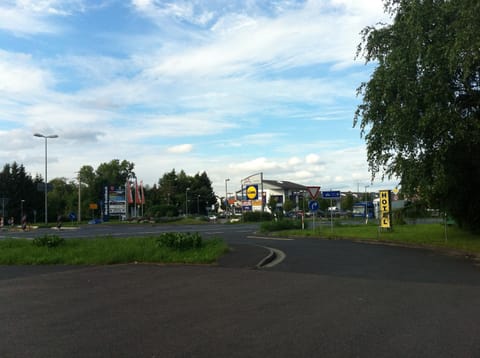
left=256, top=246, right=286, bottom=268
left=256, top=247, right=276, bottom=268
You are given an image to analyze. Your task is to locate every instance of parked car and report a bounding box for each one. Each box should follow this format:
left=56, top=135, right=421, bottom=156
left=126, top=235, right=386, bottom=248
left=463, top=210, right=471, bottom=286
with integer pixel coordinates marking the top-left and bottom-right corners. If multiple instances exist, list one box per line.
left=286, top=211, right=304, bottom=219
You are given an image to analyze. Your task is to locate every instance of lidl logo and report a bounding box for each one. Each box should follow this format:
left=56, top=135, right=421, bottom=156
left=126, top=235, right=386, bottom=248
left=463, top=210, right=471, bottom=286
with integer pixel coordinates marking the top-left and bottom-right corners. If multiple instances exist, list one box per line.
left=246, top=185, right=258, bottom=200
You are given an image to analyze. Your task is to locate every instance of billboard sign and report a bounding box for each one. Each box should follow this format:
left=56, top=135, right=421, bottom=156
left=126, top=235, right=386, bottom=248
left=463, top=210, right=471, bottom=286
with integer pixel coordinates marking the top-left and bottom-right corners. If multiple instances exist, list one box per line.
left=104, top=186, right=126, bottom=217
left=379, top=190, right=392, bottom=229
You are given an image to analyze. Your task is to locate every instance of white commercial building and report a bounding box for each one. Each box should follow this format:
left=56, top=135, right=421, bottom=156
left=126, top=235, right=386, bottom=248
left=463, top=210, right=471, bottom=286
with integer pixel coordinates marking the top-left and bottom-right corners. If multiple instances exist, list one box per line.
left=235, top=179, right=308, bottom=213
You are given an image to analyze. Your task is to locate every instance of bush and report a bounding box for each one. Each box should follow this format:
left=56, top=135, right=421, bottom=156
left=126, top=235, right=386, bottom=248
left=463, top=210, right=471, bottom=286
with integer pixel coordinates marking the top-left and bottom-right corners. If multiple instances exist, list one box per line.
left=260, top=219, right=306, bottom=232
left=146, top=204, right=179, bottom=218
left=243, top=211, right=272, bottom=222
left=32, top=235, right=65, bottom=248
left=156, top=232, right=203, bottom=250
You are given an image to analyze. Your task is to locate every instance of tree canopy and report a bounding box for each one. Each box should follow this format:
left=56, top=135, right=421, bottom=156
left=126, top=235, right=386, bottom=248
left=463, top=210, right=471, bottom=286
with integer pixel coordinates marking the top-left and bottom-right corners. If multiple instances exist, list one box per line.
left=0, top=159, right=217, bottom=223
left=354, top=0, right=480, bottom=231
left=148, top=169, right=216, bottom=216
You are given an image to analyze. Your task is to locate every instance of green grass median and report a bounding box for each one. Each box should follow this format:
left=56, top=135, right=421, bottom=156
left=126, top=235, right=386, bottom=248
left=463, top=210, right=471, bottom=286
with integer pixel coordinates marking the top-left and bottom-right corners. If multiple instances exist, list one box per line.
left=0, top=234, right=228, bottom=265
left=270, top=221, right=480, bottom=255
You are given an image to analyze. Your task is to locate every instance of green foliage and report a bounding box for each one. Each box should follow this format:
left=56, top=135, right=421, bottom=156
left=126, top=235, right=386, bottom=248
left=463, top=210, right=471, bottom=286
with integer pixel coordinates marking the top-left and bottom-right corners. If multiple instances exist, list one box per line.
left=341, top=192, right=355, bottom=211
left=283, top=198, right=294, bottom=213
left=402, top=200, right=429, bottom=219
left=0, top=162, right=42, bottom=222
left=355, top=0, right=480, bottom=232
left=148, top=169, right=216, bottom=216
left=0, top=236, right=227, bottom=265
left=392, top=210, right=407, bottom=226
left=243, top=211, right=272, bottom=222
left=156, top=232, right=203, bottom=250
left=260, top=219, right=305, bottom=232
left=32, top=234, right=65, bottom=248
left=1, top=158, right=218, bottom=223
left=267, top=197, right=277, bottom=213
left=146, top=204, right=179, bottom=218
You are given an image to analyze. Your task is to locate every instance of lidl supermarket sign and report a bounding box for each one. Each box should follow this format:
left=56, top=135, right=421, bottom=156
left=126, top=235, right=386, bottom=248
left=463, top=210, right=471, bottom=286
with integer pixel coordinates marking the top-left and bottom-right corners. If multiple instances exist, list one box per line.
left=246, top=185, right=258, bottom=200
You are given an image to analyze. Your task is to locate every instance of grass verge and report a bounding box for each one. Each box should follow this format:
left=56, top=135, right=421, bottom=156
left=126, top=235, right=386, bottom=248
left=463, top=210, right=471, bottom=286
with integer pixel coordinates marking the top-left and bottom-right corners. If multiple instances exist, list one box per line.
left=273, top=222, right=480, bottom=255
left=0, top=235, right=228, bottom=265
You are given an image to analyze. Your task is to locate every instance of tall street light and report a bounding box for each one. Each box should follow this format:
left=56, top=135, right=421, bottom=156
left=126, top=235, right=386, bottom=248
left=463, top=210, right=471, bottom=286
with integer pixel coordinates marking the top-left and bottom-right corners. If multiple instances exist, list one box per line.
left=76, top=172, right=82, bottom=223
left=225, top=178, right=230, bottom=217
left=185, top=188, right=190, bottom=216
left=20, top=199, right=25, bottom=221
left=364, top=185, right=369, bottom=202
left=34, top=133, right=58, bottom=224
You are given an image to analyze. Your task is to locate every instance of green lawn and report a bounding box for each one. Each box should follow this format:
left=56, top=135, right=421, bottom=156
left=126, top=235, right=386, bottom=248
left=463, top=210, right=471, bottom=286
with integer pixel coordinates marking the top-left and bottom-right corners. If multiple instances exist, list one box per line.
left=276, top=222, right=480, bottom=255
left=0, top=235, right=228, bottom=265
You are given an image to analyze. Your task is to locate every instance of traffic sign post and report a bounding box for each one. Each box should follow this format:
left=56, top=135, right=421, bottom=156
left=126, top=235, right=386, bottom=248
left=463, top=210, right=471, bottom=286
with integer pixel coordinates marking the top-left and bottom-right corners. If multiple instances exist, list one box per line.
left=322, top=191, right=341, bottom=232
left=309, top=200, right=319, bottom=231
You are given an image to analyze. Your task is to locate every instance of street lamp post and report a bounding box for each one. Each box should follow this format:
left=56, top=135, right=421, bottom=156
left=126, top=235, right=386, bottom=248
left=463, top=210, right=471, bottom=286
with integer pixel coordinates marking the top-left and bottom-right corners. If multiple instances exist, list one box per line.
left=76, top=173, right=82, bottom=223
left=225, top=178, right=230, bottom=218
left=197, top=195, right=200, bottom=214
left=34, top=133, right=58, bottom=224
left=364, top=185, right=369, bottom=202
left=20, top=199, right=25, bottom=222
left=185, top=188, right=190, bottom=216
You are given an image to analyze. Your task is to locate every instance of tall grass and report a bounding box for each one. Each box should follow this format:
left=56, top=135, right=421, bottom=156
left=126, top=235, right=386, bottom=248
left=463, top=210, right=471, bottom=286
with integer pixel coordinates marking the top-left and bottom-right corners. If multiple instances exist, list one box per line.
left=0, top=236, right=228, bottom=265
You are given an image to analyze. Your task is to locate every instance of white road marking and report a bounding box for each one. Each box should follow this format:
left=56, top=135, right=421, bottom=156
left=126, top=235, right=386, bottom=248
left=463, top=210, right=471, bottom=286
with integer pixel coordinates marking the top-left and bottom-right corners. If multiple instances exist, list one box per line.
left=247, top=236, right=293, bottom=241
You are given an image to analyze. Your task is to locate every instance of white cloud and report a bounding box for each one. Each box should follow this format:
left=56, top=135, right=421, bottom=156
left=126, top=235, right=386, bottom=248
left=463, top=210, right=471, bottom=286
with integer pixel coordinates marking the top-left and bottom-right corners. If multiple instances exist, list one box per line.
left=131, top=0, right=152, bottom=10
left=305, top=153, right=321, bottom=165
left=167, top=144, right=193, bottom=154
left=0, top=6, right=57, bottom=34
left=143, top=0, right=387, bottom=81
left=0, top=50, right=53, bottom=94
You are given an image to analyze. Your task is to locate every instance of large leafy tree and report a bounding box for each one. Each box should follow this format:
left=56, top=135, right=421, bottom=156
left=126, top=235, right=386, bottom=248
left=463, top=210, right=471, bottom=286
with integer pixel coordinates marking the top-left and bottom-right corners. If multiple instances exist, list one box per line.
left=0, top=162, right=42, bottom=222
left=354, top=0, right=480, bottom=231
left=148, top=169, right=216, bottom=216
left=78, top=159, right=135, bottom=211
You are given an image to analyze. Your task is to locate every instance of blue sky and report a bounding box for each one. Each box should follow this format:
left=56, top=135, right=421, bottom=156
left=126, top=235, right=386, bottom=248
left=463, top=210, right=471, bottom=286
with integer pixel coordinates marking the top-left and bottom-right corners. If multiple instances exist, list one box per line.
left=0, top=0, right=396, bottom=195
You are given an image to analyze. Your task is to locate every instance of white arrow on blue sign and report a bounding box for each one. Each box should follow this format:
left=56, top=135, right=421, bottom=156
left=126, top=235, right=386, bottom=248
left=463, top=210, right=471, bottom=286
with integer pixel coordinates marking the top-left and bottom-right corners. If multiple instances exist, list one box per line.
left=308, top=200, right=319, bottom=212
left=322, top=191, right=341, bottom=199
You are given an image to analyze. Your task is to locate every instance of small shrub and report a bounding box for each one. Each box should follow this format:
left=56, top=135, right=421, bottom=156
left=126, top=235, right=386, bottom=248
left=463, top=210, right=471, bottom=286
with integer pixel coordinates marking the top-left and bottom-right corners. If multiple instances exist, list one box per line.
left=260, top=219, right=306, bottom=232
left=146, top=204, right=179, bottom=218
left=156, top=232, right=203, bottom=250
left=33, top=234, right=65, bottom=248
left=243, top=211, right=272, bottom=222
left=392, top=210, right=407, bottom=225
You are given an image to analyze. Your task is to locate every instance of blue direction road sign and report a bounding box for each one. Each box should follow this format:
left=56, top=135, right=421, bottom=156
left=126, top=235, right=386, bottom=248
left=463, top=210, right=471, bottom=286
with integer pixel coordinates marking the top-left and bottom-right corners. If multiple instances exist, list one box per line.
left=308, top=200, right=319, bottom=212
left=322, top=191, right=341, bottom=199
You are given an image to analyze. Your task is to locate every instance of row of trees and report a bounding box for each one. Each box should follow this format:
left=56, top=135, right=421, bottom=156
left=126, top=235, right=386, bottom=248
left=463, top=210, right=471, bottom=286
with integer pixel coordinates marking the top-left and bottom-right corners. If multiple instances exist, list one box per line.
left=0, top=160, right=217, bottom=223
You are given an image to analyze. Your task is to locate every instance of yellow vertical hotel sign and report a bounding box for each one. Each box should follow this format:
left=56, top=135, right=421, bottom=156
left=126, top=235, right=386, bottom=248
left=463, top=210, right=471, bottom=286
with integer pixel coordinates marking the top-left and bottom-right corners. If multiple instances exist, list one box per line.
left=379, top=190, right=392, bottom=229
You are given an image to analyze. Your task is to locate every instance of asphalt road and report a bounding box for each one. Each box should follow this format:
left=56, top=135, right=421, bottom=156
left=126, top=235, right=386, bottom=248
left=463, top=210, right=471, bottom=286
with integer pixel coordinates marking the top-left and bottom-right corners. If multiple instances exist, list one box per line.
left=1, top=223, right=480, bottom=357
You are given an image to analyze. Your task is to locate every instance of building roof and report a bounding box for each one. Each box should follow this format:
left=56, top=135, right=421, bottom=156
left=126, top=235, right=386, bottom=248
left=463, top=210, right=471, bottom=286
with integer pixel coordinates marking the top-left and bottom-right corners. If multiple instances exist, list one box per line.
left=262, top=180, right=308, bottom=191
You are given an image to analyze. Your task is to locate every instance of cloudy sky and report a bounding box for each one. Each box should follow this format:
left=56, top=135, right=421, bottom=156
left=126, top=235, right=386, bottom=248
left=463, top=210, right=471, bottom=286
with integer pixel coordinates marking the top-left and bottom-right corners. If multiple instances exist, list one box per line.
left=0, top=0, right=396, bottom=195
